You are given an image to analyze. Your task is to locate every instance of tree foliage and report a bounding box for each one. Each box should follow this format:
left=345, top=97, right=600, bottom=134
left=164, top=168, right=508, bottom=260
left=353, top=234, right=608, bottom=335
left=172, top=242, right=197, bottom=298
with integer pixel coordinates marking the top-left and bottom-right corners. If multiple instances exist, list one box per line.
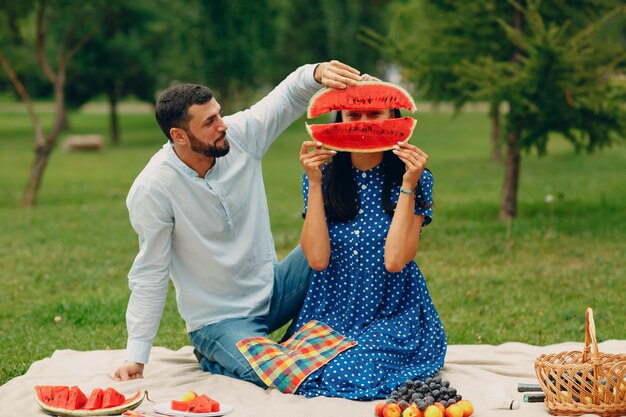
left=367, top=0, right=626, bottom=219
left=0, top=0, right=105, bottom=206
left=457, top=2, right=626, bottom=155
left=64, top=1, right=161, bottom=143
left=273, top=0, right=391, bottom=82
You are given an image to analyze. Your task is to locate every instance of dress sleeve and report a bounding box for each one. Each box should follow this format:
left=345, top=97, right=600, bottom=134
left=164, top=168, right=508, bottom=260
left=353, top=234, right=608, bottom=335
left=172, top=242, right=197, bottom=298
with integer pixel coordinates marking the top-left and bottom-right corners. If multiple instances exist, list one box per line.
left=414, top=169, right=434, bottom=227
left=301, top=172, right=310, bottom=219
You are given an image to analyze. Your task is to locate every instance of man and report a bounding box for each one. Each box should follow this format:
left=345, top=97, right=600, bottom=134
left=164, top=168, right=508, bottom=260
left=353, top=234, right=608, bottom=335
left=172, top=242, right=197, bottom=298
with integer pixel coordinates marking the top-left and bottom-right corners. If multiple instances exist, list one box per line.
left=114, top=61, right=365, bottom=386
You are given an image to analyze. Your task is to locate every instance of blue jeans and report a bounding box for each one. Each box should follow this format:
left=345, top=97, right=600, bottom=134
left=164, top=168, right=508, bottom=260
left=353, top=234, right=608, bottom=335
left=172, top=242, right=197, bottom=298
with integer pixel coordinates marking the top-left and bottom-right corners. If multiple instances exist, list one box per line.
left=188, top=245, right=313, bottom=387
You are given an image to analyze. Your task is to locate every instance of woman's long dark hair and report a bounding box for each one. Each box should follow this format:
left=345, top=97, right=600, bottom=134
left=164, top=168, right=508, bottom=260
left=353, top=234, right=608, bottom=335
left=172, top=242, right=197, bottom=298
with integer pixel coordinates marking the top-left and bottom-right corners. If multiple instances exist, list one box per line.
left=320, top=109, right=431, bottom=223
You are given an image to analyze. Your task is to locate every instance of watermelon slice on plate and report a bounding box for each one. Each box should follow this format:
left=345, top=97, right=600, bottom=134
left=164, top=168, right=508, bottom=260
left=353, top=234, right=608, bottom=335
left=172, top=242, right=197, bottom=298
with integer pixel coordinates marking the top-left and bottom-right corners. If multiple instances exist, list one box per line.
left=153, top=401, right=233, bottom=417
left=34, top=385, right=146, bottom=417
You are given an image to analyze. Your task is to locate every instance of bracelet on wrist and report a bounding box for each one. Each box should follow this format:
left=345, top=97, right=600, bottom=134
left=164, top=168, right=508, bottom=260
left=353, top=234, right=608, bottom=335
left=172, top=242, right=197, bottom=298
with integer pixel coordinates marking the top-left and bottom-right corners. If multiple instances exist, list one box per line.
left=400, top=188, right=413, bottom=195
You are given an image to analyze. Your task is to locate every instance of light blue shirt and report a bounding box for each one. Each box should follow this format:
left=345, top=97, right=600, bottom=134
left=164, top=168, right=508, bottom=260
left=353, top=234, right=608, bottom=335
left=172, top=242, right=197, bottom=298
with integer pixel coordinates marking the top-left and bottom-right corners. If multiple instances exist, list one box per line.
left=125, top=64, right=321, bottom=364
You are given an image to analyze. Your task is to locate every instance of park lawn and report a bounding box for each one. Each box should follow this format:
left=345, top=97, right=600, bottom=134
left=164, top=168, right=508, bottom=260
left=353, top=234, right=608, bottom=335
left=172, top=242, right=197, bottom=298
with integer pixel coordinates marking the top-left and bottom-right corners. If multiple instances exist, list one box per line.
left=0, top=104, right=624, bottom=386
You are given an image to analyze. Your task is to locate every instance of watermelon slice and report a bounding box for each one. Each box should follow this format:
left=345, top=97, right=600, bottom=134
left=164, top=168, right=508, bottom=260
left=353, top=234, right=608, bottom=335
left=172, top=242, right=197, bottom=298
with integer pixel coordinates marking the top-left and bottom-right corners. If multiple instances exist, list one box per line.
left=35, top=385, right=54, bottom=404
left=50, top=385, right=70, bottom=408
left=66, top=386, right=89, bottom=410
left=307, top=81, right=417, bottom=119
left=33, top=386, right=147, bottom=417
left=101, top=387, right=125, bottom=408
left=84, top=388, right=103, bottom=410
left=305, top=117, right=416, bottom=153
left=171, top=393, right=221, bottom=413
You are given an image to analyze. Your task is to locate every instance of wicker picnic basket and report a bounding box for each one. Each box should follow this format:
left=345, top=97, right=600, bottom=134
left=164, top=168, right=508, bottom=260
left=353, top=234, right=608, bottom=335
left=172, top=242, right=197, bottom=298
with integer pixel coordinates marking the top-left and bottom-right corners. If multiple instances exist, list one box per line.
left=534, top=308, right=626, bottom=416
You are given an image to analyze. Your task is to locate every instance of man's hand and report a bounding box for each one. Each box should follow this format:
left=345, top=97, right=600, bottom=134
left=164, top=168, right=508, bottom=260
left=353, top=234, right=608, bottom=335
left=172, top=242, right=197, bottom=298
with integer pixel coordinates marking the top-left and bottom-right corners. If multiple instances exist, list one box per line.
left=314, top=60, right=364, bottom=89
left=113, top=361, right=145, bottom=381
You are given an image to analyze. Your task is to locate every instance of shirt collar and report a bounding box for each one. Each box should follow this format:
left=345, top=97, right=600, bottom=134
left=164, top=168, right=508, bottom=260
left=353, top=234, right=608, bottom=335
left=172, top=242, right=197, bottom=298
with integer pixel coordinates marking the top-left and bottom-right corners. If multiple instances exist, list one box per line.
left=164, top=142, right=209, bottom=179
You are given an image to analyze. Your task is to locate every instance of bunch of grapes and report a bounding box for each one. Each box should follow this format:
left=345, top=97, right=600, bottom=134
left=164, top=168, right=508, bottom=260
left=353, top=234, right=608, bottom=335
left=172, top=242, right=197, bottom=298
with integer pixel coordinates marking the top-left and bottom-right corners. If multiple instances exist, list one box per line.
left=386, top=376, right=463, bottom=411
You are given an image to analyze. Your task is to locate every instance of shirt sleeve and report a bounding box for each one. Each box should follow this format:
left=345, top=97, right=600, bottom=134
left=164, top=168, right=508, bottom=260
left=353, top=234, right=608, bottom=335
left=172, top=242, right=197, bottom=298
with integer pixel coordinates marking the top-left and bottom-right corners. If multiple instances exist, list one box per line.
left=124, top=184, right=173, bottom=364
left=224, top=63, right=321, bottom=160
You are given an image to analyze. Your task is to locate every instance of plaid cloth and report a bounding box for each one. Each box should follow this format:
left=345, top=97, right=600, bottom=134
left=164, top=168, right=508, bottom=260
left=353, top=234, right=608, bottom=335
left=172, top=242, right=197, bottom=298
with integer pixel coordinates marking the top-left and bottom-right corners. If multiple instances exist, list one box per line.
left=236, top=320, right=356, bottom=393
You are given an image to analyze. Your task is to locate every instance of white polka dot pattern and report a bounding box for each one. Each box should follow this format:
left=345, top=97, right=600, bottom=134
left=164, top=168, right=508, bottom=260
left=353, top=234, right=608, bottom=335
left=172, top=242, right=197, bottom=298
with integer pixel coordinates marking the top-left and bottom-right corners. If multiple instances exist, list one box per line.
left=295, top=164, right=447, bottom=400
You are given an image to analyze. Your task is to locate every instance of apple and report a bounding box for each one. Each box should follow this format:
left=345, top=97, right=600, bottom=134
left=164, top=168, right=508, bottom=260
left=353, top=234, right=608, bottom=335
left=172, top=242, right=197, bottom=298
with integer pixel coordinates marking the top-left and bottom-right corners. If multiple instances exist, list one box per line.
left=375, top=402, right=386, bottom=417
left=423, top=405, right=443, bottom=417
left=181, top=390, right=198, bottom=402
left=444, top=404, right=464, bottom=417
left=455, top=400, right=474, bottom=417
left=383, top=403, right=402, bottom=417
left=433, top=402, right=446, bottom=414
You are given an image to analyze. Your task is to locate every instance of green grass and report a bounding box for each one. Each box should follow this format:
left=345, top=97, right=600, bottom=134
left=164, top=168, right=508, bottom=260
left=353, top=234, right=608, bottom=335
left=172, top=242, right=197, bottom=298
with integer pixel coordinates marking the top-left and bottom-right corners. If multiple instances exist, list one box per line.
left=0, top=104, right=624, bottom=386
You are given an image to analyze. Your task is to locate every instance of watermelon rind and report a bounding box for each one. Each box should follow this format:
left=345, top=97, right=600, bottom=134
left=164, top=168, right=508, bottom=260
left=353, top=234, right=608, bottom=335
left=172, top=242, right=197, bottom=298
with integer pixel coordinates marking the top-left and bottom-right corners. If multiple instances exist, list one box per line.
left=307, top=81, right=417, bottom=119
left=305, top=117, right=416, bottom=153
left=33, top=387, right=147, bottom=417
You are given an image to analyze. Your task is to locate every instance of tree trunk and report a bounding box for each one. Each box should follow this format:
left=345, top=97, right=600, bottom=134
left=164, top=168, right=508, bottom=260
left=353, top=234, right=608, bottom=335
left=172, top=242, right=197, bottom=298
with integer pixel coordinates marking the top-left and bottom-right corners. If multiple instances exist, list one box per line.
left=59, top=106, right=70, bottom=131
left=22, top=74, right=66, bottom=207
left=489, top=103, right=502, bottom=162
left=498, top=2, right=524, bottom=221
left=109, top=91, right=119, bottom=145
left=499, top=130, right=521, bottom=221
left=22, top=144, right=53, bottom=207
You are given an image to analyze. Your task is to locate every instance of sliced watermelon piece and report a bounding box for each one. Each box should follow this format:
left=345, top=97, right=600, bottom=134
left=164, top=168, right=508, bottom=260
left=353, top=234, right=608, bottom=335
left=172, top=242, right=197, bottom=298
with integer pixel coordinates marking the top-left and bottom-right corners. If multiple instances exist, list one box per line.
left=171, top=400, right=188, bottom=411
left=84, top=388, right=103, bottom=410
left=305, top=117, right=416, bottom=153
left=50, top=385, right=70, bottom=408
left=101, top=387, right=125, bottom=408
left=187, top=395, right=213, bottom=413
left=66, top=386, right=88, bottom=410
left=33, top=386, right=147, bottom=417
left=307, top=81, right=417, bottom=119
left=35, top=385, right=54, bottom=405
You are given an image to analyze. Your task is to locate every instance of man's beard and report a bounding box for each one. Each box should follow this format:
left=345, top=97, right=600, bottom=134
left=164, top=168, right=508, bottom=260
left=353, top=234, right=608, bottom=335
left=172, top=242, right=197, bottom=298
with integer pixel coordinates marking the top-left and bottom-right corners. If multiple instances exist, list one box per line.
left=187, top=129, right=230, bottom=158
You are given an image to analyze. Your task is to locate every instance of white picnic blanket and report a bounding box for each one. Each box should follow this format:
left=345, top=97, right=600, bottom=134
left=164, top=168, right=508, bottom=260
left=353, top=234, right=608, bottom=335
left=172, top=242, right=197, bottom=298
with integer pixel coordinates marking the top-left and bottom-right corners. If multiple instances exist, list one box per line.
left=1, top=340, right=625, bottom=417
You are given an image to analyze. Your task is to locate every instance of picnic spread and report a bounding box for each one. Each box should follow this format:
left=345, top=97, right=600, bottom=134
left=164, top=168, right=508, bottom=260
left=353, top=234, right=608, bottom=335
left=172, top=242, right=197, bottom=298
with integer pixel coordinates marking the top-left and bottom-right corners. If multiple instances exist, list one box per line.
left=2, top=339, right=625, bottom=417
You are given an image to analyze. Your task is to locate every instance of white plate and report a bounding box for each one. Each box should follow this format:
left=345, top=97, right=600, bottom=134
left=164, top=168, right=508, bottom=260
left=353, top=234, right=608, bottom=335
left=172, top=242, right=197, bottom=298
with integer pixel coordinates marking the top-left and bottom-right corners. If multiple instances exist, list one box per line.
left=153, top=402, right=233, bottom=417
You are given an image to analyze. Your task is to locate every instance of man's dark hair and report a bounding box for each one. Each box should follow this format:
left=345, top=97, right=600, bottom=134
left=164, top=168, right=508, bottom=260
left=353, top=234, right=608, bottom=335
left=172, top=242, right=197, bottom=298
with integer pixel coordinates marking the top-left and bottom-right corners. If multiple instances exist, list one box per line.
left=155, top=84, right=214, bottom=142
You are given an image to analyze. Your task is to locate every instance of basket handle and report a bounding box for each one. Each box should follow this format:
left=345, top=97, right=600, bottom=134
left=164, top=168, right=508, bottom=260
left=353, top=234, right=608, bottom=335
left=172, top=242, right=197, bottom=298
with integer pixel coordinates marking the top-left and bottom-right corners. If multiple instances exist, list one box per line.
left=582, top=307, right=599, bottom=363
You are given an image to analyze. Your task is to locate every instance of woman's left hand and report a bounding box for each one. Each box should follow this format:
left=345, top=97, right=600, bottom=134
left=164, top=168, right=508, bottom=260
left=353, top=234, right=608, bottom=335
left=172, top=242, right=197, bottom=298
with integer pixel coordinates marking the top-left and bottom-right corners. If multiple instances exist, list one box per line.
left=392, top=142, right=428, bottom=190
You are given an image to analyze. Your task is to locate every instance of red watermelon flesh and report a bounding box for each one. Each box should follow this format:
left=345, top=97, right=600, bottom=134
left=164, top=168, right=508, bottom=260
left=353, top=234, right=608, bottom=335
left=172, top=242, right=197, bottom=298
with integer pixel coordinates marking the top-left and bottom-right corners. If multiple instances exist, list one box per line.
left=84, top=388, right=104, bottom=410
left=174, top=394, right=220, bottom=413
left=35, top=385, right=54, bottom=404
left=66, top=386, right=88, bottom=410
left=102, top=387, right=125, bottom=408
left=187, top=394, right=218, bottom=413
left=50, top=385, right=70, bottom=408
left=34, top=386, right=147, bottom=415
left=171, top=400, right=189, bottom=411
left=307, top=81, right=417, bottom=119
left=305, top=117, right=416, bottom=153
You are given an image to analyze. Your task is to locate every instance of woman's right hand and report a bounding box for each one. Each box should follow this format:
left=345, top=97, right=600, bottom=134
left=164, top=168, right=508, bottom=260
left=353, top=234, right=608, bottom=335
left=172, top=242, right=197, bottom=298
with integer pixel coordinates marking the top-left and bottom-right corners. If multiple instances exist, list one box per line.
left=299, top=141, right=336, bottom=184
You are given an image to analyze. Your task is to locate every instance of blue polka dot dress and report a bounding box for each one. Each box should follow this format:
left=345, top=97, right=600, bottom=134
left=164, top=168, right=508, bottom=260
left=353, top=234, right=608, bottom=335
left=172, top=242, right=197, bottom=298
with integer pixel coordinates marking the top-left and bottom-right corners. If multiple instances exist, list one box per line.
left=294, top=163, right=447, bottom=400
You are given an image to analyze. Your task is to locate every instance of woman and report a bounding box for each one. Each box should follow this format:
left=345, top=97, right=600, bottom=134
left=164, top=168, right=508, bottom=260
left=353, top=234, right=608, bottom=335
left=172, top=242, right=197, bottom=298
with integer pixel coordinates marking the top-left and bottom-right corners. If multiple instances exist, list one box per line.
left=294, top=108, right=447, bottom=400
